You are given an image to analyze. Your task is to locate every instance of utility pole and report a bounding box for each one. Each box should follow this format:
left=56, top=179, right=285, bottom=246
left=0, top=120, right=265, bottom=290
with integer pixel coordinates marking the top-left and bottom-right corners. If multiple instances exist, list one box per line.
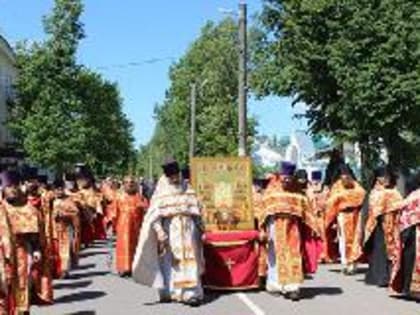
left=238, top=2, right=248, bottom=157
left=189, top=83, right=197, bottom=159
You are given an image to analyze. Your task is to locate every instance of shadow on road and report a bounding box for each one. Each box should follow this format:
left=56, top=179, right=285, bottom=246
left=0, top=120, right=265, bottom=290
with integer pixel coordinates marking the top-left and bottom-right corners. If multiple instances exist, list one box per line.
left=79, top=251, right=109, bottom=259
left=87, top=243, right=111, bottom=249
left=75, top=263, right=96, bottom=271
left=64, top=311, right=96, bottom=315
left=143, top=291, right=222, bottom=306
left=201, top=291, right=223, bottom=306
left=300, top=286, right=343, bottom=299
left=328, top=267, right=368, bottom=274
left=54, top=280, right=93, bottom=290
left=391, top=295, right=420, bottom=304
left=54, top=290, right=106, bottom=304
left=67, top=271, right=109, bottom=280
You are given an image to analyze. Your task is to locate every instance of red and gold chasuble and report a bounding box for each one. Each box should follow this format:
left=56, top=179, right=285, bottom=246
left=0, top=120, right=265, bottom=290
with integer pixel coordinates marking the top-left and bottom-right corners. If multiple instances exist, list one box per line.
left=325, top=180, right=366, bottom=264
left=306, top=186, right=330, bottom=262
left=30, top=197, right=54, bottom=306
left=252, top=189, right=267, bottom=278
left=102, top=187, right=118, bottom=232
left=115, top=193, right=148, bottom=273
left=5, top=203, right=40, bottom=313
left=0, top=206, right=15, bottom=315
left=74, top=188, right=103, bottom=245
left=303, top=186, right=327, bottom=271
left=390, top=189, right=420, bottom=296
left=363, top=188, right=403, bottom=261
left=261, top=182, right=319, bottom=285
left=52, top=198, right=80, bottom=278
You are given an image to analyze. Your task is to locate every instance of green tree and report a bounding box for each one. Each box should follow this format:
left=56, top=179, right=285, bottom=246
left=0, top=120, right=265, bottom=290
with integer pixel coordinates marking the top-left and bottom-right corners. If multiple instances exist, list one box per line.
left=10, top=0, right=134, bottom=175
left=251, top=0, right=420, bottom=178
left=75, top=68, right=135, bottom=176
left=142, top=18, right=257, bottom=169
left=10, top=0, right=86, bottom=172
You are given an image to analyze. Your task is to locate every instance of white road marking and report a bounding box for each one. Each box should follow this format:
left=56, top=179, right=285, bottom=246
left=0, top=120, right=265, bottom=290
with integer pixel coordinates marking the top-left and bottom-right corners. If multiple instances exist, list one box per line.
left=235, top=292, right=266, bottom=315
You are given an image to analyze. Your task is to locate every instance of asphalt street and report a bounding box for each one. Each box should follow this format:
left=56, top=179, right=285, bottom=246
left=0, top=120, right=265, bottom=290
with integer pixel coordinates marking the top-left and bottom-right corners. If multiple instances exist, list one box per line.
left=33, top=240, right=419, bottom=315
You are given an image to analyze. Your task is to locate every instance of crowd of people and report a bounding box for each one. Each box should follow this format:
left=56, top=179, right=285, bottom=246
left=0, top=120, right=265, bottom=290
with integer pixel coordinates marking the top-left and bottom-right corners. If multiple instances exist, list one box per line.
left=252, top=161, right=420, bottom=302
left=0, top=164, right=149, bottom=314
left=0, top=156, right=419, bottom=314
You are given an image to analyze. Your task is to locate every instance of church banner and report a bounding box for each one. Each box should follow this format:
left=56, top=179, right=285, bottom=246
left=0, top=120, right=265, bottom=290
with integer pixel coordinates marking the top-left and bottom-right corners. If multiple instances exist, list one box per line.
left=190, top=157, right=254, bottom=231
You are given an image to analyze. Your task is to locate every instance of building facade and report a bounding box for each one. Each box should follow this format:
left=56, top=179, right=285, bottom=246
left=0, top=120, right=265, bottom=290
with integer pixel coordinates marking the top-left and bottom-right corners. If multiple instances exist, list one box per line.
left=284, top=130, right=328, bottom=177
left=0, top=34, right=23, bottom=169
left=0, top=35, right=15, bottom=144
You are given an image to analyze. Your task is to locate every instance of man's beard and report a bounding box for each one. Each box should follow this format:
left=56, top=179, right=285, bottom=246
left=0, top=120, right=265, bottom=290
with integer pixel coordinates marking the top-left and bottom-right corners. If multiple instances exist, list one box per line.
left=125, top=187, right=138, bottom=195
left=343, top=181, right=355, bottom=189
left=5, top=196, right=18, bottom=204
left=55, top=193, right=66, bottom=199
left=384, top=182, right=394, bottom=189
left=5, top=192, right=24, bottom=205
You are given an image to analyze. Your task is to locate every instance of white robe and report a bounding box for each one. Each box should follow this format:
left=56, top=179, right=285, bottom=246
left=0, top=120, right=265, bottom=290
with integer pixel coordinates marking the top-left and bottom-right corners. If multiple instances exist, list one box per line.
left=131, top=176, right=204, bottom=301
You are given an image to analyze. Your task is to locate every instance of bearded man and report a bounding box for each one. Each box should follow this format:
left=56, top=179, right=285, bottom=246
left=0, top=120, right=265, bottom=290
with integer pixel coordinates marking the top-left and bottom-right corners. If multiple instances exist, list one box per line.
left=132, top=158, right=204, bottom=306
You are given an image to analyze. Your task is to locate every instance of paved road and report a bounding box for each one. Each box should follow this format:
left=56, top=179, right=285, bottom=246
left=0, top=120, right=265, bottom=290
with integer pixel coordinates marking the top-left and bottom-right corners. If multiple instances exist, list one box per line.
left=33, top=240, right=419, bottom=315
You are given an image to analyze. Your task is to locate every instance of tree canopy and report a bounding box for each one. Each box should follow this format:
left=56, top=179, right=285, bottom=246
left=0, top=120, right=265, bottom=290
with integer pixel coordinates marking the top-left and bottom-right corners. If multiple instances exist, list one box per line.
left=138, top=18, right=256, bottom=176
left=251, top=0, right=420, bottom=173
left=9, top=0, right=134, bottom=175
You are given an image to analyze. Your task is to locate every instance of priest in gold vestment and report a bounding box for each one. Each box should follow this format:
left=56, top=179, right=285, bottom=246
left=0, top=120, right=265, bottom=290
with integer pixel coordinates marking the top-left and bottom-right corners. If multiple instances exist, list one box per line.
left=1, top=171, right=46, bottom=313
left=260, top=162, right=319, bottom=301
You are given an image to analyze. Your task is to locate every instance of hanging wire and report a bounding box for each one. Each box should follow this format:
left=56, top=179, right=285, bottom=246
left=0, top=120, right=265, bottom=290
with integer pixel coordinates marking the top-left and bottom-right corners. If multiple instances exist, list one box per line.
left=95, top=56, right=175, bottom=70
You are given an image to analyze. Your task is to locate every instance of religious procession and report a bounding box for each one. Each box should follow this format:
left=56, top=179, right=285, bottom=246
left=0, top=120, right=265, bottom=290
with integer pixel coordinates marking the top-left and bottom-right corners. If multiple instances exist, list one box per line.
left=0, top=0, right=419, bottom=314
left=0, top=156, right=419, bottom=314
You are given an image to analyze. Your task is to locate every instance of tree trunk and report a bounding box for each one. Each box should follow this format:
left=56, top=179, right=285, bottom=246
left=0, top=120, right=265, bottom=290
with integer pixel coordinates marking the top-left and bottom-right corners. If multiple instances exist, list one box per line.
left=359, top=139, right=380, bottom=189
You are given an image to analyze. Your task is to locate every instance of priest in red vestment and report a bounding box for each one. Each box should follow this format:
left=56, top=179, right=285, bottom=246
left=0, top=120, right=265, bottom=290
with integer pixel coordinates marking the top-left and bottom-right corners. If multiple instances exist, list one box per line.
left=390, top=177, right=420, bottom=299
left=52, top=179, right=80, bottom=278
left=361, top=166, right=402, bottom=287
left=260, top=162, right=320, bottom=301
left=1, top=171, right=49, bottom=313
left=325, top=164, right=366, bottom=275
left=102, top=179, right=120, bottom=235
left=0, top=201, right=15, bottom=315
left=115, top=176, right=148, bottom=277
left=297, top=170, right=324, bottom=274
left=25, top=175, right=55, bottom=303
left=253, top=178, right=269, bottom=281
left=74, top=166, right=104, bottom=247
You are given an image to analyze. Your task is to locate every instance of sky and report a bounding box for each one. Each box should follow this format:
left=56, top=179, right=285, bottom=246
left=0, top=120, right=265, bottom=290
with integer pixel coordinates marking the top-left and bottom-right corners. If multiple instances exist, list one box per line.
left=0, top=0, right=307, bottom=147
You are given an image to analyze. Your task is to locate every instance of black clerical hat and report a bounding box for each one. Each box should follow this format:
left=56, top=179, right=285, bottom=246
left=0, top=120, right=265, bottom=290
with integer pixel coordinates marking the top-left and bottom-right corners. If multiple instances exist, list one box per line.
left=162, top=157, right=180, bottom=177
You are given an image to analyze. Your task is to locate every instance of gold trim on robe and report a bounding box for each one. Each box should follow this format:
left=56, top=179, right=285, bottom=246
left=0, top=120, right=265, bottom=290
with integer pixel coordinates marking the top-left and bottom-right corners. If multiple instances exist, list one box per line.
left=363, top=188, right=403, bottom=262
left=325, top=180, right=366, bottom=264
left=390, top=189, right=420, bottom=296
left=5, top=203, right=40, bottom=312
left=261, top=182, right=319, bottom=285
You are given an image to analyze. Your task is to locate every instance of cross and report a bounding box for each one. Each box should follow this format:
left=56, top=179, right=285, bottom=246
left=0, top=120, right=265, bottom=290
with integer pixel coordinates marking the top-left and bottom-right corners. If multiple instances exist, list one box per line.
left=225, top=258, right=236, bottom=271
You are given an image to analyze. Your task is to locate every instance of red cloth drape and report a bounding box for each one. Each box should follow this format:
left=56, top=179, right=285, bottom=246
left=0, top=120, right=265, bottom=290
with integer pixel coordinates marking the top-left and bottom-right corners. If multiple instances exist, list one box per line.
left=202, top=230, right=259, bottom=290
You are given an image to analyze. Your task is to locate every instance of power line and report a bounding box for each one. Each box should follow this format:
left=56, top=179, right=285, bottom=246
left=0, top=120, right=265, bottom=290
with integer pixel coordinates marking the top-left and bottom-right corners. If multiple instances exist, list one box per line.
left=95, top=56, right=175, bottom=70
